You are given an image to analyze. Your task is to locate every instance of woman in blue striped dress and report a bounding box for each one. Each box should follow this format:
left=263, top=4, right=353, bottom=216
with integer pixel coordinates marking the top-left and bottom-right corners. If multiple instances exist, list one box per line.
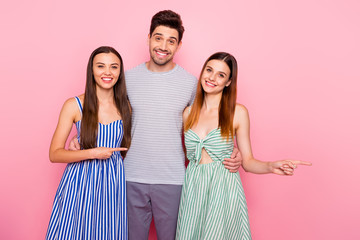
left=176, top=52, right=311, bottom=239
left=46, top=46, right=131, bottom=240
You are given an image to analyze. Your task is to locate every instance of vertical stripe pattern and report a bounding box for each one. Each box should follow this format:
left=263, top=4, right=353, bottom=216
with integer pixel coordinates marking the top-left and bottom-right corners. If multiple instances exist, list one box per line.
left=46, top=97, right=127, bottom=240
left=176, top=128, right=252, bottom=240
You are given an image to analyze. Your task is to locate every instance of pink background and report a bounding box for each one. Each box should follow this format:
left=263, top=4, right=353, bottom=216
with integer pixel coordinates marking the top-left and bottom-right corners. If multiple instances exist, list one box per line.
left=1, top=0, right=359, bottom=239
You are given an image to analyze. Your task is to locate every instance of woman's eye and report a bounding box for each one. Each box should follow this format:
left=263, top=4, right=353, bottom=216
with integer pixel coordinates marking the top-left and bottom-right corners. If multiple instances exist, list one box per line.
left=206, top=68, right=211, bottom=72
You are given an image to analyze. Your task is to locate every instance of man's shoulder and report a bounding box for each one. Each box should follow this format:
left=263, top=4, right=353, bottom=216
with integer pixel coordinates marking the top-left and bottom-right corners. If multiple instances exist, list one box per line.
left=125, top=63, right=146, bottom=76
left=173, top=65, right=197, bottom=92
left=175, top=64, right=197, bottom=80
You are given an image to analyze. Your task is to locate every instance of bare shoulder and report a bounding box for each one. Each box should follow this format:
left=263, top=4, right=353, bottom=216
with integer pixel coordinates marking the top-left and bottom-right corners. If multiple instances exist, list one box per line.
left=64, top=94, right=84, bottom=109
left=183, top=106, right=191, bottom=121
left=63, top=97, right=76, bottom=108
left=61, top=97, right=76, bottom=114
left=234, top=103, right=250, bottom=129
left=61, top=95, right=83, bottom=122
left=235, top=103, right=249, bottom=117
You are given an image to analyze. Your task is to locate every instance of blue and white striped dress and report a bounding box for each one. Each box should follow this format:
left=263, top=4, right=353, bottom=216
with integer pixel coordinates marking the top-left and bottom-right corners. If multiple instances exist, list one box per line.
left=46, top=96, right=127, bottom=240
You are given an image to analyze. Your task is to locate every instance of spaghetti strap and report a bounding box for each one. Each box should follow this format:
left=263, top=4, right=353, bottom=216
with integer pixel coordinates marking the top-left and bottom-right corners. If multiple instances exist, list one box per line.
left=46, top=97, right=127, bottom=239
left=74, top=96, right=83, bottom=115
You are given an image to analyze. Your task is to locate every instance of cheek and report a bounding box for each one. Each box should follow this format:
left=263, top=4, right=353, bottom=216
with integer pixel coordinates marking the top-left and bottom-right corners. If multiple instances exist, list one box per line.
left=200, top=72, right=209, bottom=79
left=200, top=79, right=207, bottom=88
left=149, top=40, right=157, bottom=48
left=171, top=45, right=179, bottom=53
left=114, top=69, right=121, bottom=76
left=93, top=71, right=100, bottom=79
left=93, top=69, right=102, bottom=77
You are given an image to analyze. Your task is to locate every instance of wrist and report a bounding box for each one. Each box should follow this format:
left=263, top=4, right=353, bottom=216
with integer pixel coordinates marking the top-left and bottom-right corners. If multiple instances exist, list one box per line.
left=87, top=148, right=96, bottom=159
left=267, top=162, right=274, bottom=173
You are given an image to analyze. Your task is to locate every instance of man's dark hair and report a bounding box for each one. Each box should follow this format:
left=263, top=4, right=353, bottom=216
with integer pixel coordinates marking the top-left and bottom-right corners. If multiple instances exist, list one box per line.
left=150, top=10, right=185, bottom=42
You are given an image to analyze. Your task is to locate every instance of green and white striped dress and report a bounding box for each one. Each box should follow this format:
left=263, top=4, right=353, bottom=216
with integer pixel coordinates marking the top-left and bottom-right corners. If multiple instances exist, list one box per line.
left=176, top=128, right=251, bottom=240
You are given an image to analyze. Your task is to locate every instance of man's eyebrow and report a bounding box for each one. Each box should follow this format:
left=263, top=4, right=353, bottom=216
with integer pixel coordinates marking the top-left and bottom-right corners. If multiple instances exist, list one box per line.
left=153, top=33, right=178, bottom=42
left=169, top=36, right=178, bottom=42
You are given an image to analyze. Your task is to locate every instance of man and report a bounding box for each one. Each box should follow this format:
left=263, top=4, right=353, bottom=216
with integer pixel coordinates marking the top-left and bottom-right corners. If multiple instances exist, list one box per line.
left=71, top=10, right=241, bottom=240
left=125, top=10, right=241, bottom=240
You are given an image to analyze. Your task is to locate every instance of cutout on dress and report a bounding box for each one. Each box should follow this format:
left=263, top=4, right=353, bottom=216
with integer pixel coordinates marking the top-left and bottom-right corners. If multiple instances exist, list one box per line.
left=199, top=147, right=214, bottom=164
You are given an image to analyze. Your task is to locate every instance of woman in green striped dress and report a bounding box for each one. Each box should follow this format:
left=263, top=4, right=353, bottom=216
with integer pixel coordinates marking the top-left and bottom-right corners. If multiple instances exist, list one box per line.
left=176, top=52, right=311, bottom=240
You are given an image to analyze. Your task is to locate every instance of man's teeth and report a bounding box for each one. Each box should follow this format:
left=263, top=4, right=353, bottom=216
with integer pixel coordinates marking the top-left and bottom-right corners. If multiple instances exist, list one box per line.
left=156, top=51, right=167, bottom=56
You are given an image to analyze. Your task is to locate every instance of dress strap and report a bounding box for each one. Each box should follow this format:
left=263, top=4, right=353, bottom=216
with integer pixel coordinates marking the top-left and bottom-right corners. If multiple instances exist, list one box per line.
left=74, top=96, right=83, bottom=115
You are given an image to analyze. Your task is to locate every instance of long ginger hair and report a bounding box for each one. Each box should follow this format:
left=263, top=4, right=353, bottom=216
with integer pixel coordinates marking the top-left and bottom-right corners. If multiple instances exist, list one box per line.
left=80, top=46, right=131, bottom=158
left=184, top=52, right=238, bottom=140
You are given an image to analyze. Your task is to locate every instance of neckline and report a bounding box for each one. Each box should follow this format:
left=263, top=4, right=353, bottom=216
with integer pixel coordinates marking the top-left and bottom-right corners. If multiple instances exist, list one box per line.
left=76, top=119, right=122, bottom=126
left=143, top=62, right=179, bottom=75
left=188, top=128, right=219, bottom=141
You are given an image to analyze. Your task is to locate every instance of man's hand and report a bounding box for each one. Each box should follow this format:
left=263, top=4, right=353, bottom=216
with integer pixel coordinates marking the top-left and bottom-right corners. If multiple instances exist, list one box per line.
left=223, top=147, right=242, bottom=173
left=68, top=135, right=80, bottom=150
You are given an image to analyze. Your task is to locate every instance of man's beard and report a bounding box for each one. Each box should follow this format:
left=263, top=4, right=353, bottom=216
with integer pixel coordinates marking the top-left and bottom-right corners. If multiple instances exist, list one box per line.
left=150, top=50, right=173, bottom=66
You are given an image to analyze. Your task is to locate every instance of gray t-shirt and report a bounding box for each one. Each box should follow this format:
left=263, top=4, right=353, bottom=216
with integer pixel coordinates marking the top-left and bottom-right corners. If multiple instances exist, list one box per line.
left=124, top=63, right=197, bottom=185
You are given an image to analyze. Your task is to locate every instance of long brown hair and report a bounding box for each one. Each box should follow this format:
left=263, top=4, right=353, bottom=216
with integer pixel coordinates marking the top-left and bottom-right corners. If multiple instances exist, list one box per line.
left=80, top=46, right=131, bottom=158
left=184, top=52, right=238, bottom=140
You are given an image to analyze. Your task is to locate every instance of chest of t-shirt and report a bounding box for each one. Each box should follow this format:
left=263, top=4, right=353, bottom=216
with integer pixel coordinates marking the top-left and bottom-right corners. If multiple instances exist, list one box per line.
left=128, top=77, right=194, bottom=114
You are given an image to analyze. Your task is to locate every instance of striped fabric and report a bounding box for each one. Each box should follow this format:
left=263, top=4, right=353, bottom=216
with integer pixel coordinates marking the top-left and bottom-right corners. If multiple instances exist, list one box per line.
left=46, top=96, right=127, bottom=240
left=124, top=63, right=197, bottom=185
left=176, top=128, right=252, bottom=240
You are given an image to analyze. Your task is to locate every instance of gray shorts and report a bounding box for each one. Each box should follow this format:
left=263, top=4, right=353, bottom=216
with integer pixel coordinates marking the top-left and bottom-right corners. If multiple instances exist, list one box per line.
left=126, top=181, right=182, bottom=240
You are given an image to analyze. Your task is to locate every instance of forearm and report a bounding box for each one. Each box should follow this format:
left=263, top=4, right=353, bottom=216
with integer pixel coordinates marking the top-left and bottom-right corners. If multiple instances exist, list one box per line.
left=242, top=158, right=272, bottom=174
left=49, top=148, right=94, bottom=163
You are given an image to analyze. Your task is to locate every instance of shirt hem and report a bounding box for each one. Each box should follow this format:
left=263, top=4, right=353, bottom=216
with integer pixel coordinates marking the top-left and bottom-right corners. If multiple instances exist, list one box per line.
left=125, top=177, right=184, bottom=185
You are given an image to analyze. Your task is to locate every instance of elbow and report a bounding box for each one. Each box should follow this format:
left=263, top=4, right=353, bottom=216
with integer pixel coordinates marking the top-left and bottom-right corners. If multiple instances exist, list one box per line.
left=49, top=153, right=56, bottom=163
left=241, top=158, right=251, bottom=172
left=242, top=165, right=250, bottom=172
left=49, top=150, right=59, bottom=163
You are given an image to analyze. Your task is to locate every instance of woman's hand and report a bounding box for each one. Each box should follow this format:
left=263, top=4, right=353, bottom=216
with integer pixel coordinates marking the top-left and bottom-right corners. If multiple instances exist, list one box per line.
left=269, top=160, right=312, bottom=175
left=91, top=147, right=128, bottom=159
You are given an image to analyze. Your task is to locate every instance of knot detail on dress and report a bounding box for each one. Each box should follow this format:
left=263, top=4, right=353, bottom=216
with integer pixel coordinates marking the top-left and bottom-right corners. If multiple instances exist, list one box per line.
left=194, top=140, right=204, bottom=165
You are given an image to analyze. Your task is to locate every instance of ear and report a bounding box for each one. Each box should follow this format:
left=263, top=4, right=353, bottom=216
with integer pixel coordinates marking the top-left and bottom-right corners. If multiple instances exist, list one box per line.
left=175, top=41, right=182, bottom=53
left=226, top=79, right=232, bottom=87
left=178, top=41, right=182, bottom=49
left=147, top=34, right=151, bottom=46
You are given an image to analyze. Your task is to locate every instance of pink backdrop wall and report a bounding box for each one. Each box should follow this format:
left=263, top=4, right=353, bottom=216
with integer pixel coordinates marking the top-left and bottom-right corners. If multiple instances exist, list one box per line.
left=1, top=0, right=359, bottom=239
